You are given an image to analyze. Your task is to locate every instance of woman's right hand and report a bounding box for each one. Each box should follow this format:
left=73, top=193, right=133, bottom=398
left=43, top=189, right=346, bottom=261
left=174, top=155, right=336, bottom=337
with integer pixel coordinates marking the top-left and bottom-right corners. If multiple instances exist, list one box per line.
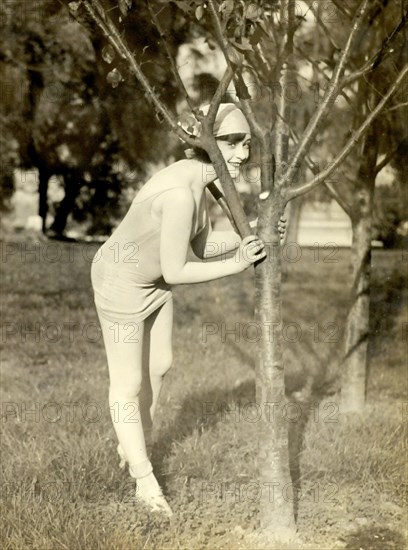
left=234, top=235, right=266, bottom=271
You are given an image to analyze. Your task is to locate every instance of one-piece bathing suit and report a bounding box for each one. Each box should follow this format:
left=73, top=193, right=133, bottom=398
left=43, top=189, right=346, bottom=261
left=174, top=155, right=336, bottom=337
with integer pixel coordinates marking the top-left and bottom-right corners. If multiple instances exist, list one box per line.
left=90, top=187, right=199, bottom=324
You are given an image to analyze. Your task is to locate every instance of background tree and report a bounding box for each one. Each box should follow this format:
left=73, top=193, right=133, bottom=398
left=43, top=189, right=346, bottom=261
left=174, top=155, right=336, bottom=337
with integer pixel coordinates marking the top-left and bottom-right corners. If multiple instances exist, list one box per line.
left=301, top=0, right=408, bottom=412
left=0, top=0, right=189, bottom=234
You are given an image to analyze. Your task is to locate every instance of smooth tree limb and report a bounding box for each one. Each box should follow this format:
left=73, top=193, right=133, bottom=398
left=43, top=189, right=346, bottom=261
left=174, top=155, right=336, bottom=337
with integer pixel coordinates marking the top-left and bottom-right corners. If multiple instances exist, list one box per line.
left=287, top=63, right=408, bottom=200
left=279, top=0, right=371, bottom=189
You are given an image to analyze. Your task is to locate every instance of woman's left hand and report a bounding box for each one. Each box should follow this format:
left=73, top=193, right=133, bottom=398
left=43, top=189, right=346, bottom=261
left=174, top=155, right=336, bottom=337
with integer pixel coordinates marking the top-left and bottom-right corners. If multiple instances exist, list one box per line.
left=249, top=217, right=287, bottom=243
left=278, top=217, right=287, bottom=243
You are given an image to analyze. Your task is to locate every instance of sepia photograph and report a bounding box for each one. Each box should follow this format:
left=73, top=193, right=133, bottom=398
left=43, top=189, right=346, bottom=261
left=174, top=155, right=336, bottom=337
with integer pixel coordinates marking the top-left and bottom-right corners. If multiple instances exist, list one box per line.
left=1, top=1, right=407, bottom=548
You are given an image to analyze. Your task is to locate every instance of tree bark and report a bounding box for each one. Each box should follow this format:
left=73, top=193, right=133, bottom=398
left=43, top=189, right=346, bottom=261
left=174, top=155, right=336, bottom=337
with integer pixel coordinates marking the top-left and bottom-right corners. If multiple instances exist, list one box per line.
left=341, top=127, right=378, bottom=412
left=255, top=188, right=296, bottom=537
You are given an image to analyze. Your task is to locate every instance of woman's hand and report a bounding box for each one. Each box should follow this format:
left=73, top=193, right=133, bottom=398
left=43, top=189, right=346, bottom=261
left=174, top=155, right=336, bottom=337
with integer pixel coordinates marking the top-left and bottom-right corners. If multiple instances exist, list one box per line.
left=249, top=217, right=287, bottom=244
left=278, top=217, right=287, bottom=243
left=234, top=235, right=266, bottom=271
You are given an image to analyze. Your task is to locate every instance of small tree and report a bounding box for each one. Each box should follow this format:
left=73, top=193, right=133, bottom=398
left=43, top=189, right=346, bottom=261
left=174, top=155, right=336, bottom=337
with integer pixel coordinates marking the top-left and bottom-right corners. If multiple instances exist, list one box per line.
left=69, top=0, right=408, bottom=541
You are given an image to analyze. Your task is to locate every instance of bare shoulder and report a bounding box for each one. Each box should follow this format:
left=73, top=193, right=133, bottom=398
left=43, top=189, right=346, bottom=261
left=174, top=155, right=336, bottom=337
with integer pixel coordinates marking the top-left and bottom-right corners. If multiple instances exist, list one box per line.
left=139, top=160, right=196, bottom=194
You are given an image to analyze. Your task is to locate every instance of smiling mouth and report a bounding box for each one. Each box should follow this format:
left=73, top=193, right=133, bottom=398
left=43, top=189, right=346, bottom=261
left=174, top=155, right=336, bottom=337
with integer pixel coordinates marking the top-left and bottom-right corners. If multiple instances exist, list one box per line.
left=228, top=162, right=241, bottom=168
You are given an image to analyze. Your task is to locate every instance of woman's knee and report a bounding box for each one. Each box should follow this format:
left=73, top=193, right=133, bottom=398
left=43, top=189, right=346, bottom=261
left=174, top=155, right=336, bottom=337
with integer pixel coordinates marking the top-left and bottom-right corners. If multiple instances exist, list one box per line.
left=151, top=351, right=173, bottom=377
left=109, top=376, right=143, bottom=401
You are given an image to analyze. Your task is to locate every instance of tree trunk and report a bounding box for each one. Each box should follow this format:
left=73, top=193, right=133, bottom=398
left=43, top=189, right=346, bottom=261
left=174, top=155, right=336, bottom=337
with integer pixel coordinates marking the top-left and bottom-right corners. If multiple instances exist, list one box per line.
left=50, top=175, right=81, bottom=236
left=285, top=195, right=302, bottom=246
left=255, top=188, right=296, bottom=537
left=38, top=168, right=50, bottom=233
left=341, top=128, right=378, bottom=412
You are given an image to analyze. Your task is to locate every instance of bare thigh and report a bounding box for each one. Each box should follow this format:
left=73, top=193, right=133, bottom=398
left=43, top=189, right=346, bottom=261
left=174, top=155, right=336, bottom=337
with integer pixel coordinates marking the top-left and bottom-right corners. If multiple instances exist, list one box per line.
left=143, top=298, right=173, bottom=376
left=97, top=314, right=145, bottom=397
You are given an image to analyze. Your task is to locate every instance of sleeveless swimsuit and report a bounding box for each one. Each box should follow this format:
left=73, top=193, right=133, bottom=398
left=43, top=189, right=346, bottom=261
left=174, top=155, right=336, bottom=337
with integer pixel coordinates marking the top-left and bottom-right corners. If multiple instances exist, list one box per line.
left=90, top=187, right=201, bottom=324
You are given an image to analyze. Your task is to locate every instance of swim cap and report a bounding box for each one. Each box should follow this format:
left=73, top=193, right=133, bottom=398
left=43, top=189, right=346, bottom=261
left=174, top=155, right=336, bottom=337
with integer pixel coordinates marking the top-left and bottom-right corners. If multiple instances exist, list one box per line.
left=200, top=103, right=251, bottom=137
left=178, top=103, right=250, bottom=139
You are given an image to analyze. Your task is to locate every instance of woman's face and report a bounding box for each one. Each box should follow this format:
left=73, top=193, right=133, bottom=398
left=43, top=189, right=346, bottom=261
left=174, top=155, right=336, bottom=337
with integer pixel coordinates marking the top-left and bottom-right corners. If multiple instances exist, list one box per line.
left=216, top=133, right=251, bottom=179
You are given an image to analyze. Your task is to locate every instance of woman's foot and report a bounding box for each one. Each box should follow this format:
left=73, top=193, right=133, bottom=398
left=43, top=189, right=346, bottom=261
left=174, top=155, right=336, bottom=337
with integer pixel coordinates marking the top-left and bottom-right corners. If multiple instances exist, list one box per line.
left=135, top=472, right=173, bottom=517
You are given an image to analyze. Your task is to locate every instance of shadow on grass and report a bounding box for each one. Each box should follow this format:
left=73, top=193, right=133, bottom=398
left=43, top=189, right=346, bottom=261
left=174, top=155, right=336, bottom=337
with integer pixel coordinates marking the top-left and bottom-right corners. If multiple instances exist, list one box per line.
left=343, top=525, right=405, bottom=549
left=154, top=372, right=333, bottom=523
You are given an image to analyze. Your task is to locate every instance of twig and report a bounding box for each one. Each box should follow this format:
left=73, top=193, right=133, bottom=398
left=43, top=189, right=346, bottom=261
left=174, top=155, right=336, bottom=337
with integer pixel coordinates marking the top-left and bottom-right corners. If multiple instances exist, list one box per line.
left=303, top=0, right=342, bottom=52
left=331, top=0, right=353, bottom=20
left=146, top=1, right=196, bottom=113
left=296, top=45, right=354, bottom=107
left=374, top=143, right=402, bottom=175
left=289, top=128, right=352, bottom=216
left=280, top=0, right=371, bottom=190
left=82, top=0, right=198, bottom=147
left=342, top=9, right=408, bottom=86
left=287, top=64, right=408, bottom=199
left=274, top=0, right=296, bottom=178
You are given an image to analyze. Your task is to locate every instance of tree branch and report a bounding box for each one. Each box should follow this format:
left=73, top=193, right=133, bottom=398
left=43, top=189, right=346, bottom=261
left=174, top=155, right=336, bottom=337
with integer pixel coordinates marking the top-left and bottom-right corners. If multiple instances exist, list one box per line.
left=279, top=0, right=371, bottom=190
left=342, top=9, right=408, bottom=86
left=374, top=143, right=402, bottom=175
left=288, top=64, right=408, bottom=200
left=331, top=0, right=353, bottom=20
left=82, top=0, right=199, bottom=147
left=289, top=128, right=353, bottom=216
left=324, top=181, right=353, bottom=216
left=146, top=0, right=196, bottom=113
left=274, top=0, right=296, bottom=179
left=296, top=45, right=354, bottom=108
left=303, top=0, right=342, bottom=52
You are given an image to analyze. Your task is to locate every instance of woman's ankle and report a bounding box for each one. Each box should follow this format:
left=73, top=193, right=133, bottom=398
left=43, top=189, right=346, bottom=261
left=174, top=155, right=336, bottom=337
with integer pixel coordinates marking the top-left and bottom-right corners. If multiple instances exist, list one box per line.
left=128, top=458, right=153, bottom=479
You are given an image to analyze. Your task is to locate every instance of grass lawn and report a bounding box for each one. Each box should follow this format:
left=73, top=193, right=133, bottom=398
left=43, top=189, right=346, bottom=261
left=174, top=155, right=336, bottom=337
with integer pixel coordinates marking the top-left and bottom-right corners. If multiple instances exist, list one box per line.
left=1, top=235, right=407, bottom=549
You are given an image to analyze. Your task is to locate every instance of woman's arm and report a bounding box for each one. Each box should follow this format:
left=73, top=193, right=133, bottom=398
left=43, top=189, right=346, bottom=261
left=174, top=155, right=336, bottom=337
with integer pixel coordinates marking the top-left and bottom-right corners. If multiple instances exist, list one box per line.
left=160, top=188, right=265, bottom=285
left=202, top=230, right=241, bottom=259
left=190, top=194, right=240, bottom=260
left=191, top=226, right=240, bottom=260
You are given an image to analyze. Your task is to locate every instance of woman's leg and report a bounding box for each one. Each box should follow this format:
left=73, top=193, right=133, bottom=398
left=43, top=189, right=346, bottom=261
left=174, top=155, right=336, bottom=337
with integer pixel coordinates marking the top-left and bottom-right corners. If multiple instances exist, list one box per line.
left=139, top=298, right=174, bottom=444
left=97, top=314, right=151, bottom=478
left=97, top=304, right=173, bottom=515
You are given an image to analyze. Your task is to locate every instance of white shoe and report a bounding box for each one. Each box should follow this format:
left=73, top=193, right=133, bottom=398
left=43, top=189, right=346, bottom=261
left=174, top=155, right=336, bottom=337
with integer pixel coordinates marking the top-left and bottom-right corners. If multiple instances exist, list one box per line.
left=135, top=472, right=173, bottom=517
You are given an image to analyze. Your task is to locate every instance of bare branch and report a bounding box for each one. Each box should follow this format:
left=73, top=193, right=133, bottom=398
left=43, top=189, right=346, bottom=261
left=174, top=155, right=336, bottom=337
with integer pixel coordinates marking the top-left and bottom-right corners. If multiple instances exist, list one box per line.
left=331, top=0, right=353, bottom=19
left=296, top=45, right=355, bottom=107
left=82, top=0, right=199, bottom=147
left=287, top=64, right=408, bottom=200
left=238, top=99, right=266, bottom=143
left=342, top=9, right=408, bottom=86
left=146, top=1, right=196, bottom=113
left=324, top=181, right=353, bottom=216
left=374, top=144, right=401, bottom=175
left=206, top=0, right=248, bottom=96
left=274, top=0, right=296, bottom=177
left=303, top=0, right=342, bottom=52
left=289, top=128, right=353, bottom=215
left=280, top=0, right=371, bottom=190
left=383, top=101, right=408, bottom=113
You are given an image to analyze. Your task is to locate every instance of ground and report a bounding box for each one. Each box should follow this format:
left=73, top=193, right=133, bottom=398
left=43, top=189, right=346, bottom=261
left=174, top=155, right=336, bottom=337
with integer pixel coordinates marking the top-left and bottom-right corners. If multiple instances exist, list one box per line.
left=0, top=233, right=407, bottom=549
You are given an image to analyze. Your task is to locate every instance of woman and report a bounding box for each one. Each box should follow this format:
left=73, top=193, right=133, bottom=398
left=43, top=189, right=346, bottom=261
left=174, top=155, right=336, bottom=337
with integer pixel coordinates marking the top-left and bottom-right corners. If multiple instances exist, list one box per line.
left=90, top=103, right=265, bottom=517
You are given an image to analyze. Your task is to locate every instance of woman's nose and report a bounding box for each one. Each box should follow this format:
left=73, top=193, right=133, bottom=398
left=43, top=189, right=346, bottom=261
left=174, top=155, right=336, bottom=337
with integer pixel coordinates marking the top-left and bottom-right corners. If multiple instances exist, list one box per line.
left=235, top=144, right=248, bottom=160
